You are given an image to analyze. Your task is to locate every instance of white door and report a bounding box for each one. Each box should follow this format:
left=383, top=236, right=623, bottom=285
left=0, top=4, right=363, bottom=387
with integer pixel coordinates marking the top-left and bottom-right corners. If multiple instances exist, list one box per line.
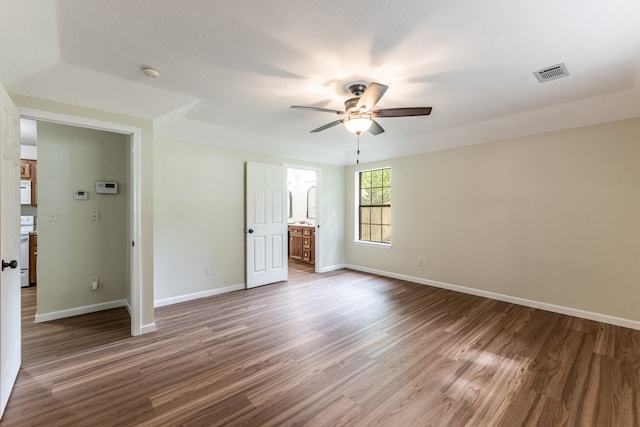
left=0, top=83, right=21, bottom=418
left=246, top=162, right=288, bottom=288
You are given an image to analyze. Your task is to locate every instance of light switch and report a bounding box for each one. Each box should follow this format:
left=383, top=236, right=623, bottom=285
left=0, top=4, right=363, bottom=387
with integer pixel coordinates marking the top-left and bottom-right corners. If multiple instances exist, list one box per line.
left=91, top=211, right=100, bottom=221
left=48, top=211, right=58, bottom=222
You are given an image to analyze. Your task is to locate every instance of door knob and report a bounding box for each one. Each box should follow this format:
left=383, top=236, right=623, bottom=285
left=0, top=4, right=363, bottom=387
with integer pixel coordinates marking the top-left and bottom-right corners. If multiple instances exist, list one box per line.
left=247, top=229, right=254, bottom=234
left=1, top=259, right=18, bottom=271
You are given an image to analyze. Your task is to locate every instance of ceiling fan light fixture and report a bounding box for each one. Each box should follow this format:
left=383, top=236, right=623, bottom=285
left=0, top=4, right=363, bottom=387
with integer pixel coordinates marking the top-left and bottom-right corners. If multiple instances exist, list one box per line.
left=343, top=115, right=372, bottom=134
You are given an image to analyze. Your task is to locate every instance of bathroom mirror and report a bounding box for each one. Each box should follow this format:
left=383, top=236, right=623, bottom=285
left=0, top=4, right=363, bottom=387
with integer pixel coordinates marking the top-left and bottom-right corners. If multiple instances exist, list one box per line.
left=306, top=186, right=316, bottom=219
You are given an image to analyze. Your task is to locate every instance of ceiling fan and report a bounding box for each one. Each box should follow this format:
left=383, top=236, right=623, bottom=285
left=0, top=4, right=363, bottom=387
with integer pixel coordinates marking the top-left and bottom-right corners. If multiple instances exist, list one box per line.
left=290, top=82, right=432, bottom=136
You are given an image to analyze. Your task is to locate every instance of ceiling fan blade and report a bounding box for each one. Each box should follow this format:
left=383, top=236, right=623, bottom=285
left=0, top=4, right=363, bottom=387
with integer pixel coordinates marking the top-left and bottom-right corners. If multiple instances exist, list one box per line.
left=368, top=120, right=385, bottom=135
left=310, top=119, right=343, bottom=133
left=291, top=106, right=345, bottom=115
left=355, top=82, right=389, bottom=111
left=372, top=107, right=432, bottom=117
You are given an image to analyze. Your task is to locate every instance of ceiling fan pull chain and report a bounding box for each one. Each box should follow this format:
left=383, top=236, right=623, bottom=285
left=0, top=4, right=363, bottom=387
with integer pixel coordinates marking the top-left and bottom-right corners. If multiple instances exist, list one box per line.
left=356, top=133, right=360, bottom=164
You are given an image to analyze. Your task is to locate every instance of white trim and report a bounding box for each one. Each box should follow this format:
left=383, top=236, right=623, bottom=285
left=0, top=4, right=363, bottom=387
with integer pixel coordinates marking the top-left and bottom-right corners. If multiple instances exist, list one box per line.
left=345, top=264, right=640, bottom=331
left=19, top=108, right=135, bottom=135
left=317, top=263, right=346, bottom=273
left=35, top=300, right=128, bottom=323
left=140, top=323, right=157, bottom=334
left=154, top=284, right=245, bottom=308
left=352, top=240, right=393, bottom=249
left=18, top=107, right=145, bottom=336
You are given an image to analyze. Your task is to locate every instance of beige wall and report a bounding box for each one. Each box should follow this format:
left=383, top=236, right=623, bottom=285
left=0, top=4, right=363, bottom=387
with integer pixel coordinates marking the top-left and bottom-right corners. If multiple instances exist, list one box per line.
left=12, top=94, right=155, bottom=330
left=346, top=117, right=640, bottom=323
left=37, top=122, right=128, bottom=313
left=153, top=138, right=345, bottom=303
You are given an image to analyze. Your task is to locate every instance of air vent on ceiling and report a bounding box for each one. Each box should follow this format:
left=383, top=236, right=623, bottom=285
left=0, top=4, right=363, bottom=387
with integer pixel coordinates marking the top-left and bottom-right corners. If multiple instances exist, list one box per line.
left=534, top=63, right=569, bottom=83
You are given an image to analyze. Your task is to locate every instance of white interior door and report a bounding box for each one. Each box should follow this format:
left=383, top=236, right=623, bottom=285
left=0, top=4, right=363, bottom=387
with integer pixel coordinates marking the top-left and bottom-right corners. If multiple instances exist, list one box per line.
left=0, top=83, right=21, bottom=418
left=246, top=162, right=288, bottom=288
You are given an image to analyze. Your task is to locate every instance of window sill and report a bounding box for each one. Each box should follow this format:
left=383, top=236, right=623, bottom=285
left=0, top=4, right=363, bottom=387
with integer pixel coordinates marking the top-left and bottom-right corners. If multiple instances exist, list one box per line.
left=353, top=240, right=392, bottom=249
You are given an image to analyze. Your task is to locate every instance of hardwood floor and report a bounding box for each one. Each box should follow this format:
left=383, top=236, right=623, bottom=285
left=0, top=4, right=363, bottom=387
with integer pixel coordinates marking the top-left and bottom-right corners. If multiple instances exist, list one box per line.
left=3, top=265, right=639, bottom=426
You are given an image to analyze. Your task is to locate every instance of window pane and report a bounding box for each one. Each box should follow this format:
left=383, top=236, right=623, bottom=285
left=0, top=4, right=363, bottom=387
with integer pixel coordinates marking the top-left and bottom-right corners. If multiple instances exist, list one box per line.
left=360, top=189, right=371, bottom=205
left=381, top=226, right=391, bottom=243
left=382, top=187, right=391, bottom=204
left=370, top=225, right=380, bottom=242
left=371, top=207, right=382, bottom=225
left=360, top=171, right=372, bottom=190
left=360, top=224, right=370, bottom=241
left=372, top=169, right=382, bottom=187
left=360, top=207, right=371, bottom=223
left=383, top=168, right=391, bottom=186
left=372, top=188, right=382, bottom=205
left=382, top=206, right=391, bottom=225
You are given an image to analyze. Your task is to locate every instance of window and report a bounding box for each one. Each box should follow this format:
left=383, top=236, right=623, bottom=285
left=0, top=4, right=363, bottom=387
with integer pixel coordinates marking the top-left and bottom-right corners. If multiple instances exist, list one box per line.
left=358, top=167, right=391, bottom=244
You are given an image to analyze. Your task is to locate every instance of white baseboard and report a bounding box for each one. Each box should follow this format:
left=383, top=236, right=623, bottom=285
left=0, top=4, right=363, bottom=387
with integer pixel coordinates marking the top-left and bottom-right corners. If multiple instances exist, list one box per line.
left=140, top=322, right=157, bottom=334
left=154, top=284, right=245, bottom=308
left=345, top=264, right=640, bottom=331
left=317, top=263, right=347, bottom=273
left=35, top=299, right=128, bottom=323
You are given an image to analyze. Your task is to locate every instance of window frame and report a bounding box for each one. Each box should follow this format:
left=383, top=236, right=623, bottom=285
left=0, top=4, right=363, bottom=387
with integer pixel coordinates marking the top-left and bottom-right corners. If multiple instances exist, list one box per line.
left=354, top=167, right=392, bottom=247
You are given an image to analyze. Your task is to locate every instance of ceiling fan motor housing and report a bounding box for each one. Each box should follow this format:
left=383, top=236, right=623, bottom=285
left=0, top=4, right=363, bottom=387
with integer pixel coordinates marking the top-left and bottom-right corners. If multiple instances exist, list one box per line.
left=348, top=83, right=367, bottom=97
left=344, top=97, right=360, bottom=112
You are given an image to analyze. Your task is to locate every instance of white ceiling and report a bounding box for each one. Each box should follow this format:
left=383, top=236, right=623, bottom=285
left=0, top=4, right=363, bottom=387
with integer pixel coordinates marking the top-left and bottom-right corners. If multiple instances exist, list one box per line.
left=2, top=0, right=640, bottom=165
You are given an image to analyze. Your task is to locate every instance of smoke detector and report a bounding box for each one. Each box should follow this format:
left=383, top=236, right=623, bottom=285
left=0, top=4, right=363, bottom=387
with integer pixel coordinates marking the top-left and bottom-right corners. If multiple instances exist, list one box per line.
left=142, top=66, right=160, bottom=79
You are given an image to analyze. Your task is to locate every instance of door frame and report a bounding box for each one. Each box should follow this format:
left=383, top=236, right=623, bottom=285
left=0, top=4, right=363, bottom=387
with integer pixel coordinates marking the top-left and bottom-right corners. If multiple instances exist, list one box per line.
left=18, top=108, right=143, bottom=336
left=285, top=164, right=321, bottom=272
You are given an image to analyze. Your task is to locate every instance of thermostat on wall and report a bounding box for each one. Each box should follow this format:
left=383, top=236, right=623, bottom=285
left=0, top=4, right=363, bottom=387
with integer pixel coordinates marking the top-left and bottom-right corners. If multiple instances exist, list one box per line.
left=96, top=181, right=118, bottom=194
left=73, top=190, right=89, bottom=200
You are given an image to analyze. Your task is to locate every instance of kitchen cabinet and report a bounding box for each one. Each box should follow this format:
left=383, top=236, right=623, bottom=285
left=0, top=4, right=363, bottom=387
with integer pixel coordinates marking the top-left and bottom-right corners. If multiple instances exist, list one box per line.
left=20, top=160, right=32, bottom=179
left=29, top=232, right=37, bottom=285
left=20, top=159, right=37, bottom=207
left=289, top=225, right=315, bottom=264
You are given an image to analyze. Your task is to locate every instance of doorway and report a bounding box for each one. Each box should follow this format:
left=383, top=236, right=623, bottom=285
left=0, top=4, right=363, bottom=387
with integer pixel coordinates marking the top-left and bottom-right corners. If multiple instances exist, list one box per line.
left=22, top=120, right=130, bottom=323
left=18, top=108, right=143, bottom=336
left=18, top=120, right=37, bottom=290
left=286, top=166, right=320, bottom=273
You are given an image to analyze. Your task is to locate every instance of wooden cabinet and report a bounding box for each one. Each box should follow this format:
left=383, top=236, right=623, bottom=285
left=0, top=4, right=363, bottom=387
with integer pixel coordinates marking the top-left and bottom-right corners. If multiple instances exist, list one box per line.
left=289, top=225, right=315, bottom=264
left=289, top=226, right=303, bottom=261
left=20, top=160, right=32, bottom=179
left=302, top=227, right=315, bottom=264
left=20, top=159, right=37, bottom=207
left=29, top=232, right=37, bottom=285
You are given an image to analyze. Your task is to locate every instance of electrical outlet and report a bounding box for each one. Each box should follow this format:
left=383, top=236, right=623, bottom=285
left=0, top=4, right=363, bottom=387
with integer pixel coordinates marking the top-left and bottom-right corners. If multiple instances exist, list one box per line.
left=423, top=258, right=429, bottom=268
left=205, top=266, right=216, bottom=276
left=417, top=257, right=423, bottom=266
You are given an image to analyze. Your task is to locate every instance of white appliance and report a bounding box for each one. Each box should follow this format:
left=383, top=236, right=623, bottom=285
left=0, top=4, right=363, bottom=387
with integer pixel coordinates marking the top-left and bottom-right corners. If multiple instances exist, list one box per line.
left=20, top=216, right=35, bottom=287
left=20, top=180, right=31, bottom=205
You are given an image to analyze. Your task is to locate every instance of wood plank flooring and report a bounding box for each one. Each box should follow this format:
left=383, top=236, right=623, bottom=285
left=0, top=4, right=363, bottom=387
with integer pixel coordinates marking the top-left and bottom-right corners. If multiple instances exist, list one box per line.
left=2, top=263, right=639, bottom=426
